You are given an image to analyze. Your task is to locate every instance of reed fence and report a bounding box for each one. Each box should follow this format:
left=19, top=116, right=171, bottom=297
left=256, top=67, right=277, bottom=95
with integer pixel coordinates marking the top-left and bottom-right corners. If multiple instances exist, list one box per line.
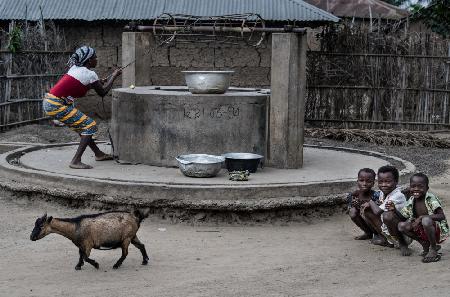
left=1, top=20, right=450, bottom=132
left=0, top=20, right=69, bottom=129
left=306, top=23, right=450, bottom=130
left=0, top=99, right=47, bottom=131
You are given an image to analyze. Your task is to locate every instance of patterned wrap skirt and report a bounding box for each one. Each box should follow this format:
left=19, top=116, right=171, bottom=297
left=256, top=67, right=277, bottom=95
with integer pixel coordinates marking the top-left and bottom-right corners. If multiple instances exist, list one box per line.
left=43, top=93, right=98, bottom=136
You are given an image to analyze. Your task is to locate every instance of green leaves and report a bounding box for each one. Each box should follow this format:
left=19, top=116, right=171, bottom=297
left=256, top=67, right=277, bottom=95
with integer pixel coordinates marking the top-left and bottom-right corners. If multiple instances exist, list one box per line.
left=383, top=0, right=450, bottom=38
left=7, top=25, right=22, bottom=53
left=412, top=0, right=450, bottom=38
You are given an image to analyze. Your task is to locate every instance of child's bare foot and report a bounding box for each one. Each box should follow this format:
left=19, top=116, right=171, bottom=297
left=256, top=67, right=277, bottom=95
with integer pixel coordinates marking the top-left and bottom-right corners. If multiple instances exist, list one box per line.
left=371, top=236, right=394, bottom=248
left=422, top=248, right=441, bottom=263
left=420, top=244, right=441, bottom=257
left=399, top=245, right=412, bottom=256
left=69, top=162, right=93, bottom=169
left=354, top=233, right=372, bottom=240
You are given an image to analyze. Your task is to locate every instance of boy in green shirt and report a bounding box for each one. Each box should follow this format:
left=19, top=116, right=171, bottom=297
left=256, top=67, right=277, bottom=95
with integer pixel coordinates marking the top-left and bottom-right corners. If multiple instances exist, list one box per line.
left=388, top=173, right=449, bottom=263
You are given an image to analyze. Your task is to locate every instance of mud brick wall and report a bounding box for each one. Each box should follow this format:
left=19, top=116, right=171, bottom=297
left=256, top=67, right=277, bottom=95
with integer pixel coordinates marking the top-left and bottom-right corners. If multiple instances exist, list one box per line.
left=58, top=22, right=273, bottom=118
left=147, top=39, right=272, bottom=88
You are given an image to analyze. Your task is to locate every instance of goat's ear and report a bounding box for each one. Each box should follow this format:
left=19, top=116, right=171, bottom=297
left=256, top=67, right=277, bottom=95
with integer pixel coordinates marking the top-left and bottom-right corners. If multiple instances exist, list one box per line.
left=42, top=213, right=47, bottom=220
left=47, top=216, right=53, bottom=223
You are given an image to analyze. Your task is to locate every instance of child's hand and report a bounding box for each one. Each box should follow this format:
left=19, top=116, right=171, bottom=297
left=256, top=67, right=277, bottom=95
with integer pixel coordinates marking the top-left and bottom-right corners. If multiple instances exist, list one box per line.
left=359, top=202, right=370, bottom=215
left=351, top=198, right=361, bottom=208
left=412, top=216, right=423, bottom=229
left=385, top=200, right=395, bottom=211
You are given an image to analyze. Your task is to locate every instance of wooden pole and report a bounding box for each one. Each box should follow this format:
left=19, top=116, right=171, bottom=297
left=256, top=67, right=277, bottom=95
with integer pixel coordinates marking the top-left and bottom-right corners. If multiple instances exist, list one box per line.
left=4, top=22, right=13, bottom=103
left=269, top=33, right=307, bottom=168
left=445, top=42, right=450, bottom=124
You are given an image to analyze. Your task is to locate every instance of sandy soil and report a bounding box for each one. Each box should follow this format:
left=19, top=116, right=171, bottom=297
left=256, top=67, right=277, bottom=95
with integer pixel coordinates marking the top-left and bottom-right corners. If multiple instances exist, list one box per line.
left=1, top=124, right=450, bottom=296
left=1, top=166, right=449, bottom=297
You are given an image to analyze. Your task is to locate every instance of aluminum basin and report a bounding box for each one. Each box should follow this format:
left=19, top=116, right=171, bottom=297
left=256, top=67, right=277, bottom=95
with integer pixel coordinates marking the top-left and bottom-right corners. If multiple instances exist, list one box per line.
left=175, top=154, right=225, bottom=177
left=182, top=71, right=234, bottom=94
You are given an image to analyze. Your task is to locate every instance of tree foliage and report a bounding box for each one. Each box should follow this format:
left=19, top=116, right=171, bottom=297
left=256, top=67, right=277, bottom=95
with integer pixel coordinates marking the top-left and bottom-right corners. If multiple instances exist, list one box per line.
left=412, top=0, right=450, bottom=38
left=382, top=0, right=449, bottom=38
left=7, top=25, right=22, bottom=53
left=382, top=0, right=411, bottom=6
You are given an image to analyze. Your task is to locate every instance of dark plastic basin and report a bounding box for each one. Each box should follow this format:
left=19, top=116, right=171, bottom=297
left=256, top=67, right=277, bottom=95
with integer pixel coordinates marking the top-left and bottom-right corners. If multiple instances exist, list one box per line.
left=223, top=153, right=264, bottom=173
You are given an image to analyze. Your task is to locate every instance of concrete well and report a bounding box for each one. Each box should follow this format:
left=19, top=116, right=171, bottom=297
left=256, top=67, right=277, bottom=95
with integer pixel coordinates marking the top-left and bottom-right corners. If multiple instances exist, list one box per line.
left=111, top=86, right=269, bottom=166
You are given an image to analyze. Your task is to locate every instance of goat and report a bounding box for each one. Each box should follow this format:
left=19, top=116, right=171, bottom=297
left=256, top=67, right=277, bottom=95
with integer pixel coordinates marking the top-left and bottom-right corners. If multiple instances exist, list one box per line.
left=30, top=210, right=150, bottom=270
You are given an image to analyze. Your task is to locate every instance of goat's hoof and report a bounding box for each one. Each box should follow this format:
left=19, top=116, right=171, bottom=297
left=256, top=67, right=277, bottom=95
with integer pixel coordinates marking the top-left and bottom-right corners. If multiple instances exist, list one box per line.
left=93, top=263, right=99, bottom=269
left=142, top=260, right=148, bottom=265
left=75, top=266, right=82, bottom=270
left=113, top=263, right=122, bottom=269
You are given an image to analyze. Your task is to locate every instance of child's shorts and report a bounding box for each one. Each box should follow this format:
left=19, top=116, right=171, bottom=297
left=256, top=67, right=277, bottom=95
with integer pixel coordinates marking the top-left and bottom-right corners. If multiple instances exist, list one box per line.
left=413, top=222, right=444, bottom=244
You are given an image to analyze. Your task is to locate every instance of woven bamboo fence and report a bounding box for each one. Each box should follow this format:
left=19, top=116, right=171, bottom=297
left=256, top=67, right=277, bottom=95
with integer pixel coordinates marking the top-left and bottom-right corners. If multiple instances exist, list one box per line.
left=306, top=23, right=450, bottom=130
left=0, top=99, right=47, bottom=131
left=0, top=21, right=69, bottom=130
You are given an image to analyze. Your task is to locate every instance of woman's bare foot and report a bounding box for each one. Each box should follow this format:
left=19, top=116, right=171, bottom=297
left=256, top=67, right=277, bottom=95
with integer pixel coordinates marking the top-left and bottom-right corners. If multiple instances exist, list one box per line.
left=69, top=162, right=93, bottom=169
left=354, top=233, right=372, bottom=240
left=95, top=153, right=113, bottom=161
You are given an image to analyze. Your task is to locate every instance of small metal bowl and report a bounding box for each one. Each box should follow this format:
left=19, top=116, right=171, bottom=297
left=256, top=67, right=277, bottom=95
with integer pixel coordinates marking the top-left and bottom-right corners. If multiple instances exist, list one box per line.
left=222, top=153, right=264, bottom=173
left=182, top=70, right=234, bottom=94
left=175, top=154, right=225, bottom=178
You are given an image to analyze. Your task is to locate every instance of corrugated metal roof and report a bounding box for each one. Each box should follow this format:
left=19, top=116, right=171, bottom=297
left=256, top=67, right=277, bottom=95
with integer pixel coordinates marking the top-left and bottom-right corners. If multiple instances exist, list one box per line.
left=0, top=0, right=339, bottom=22
left=304, top=0, right=409, bottom=20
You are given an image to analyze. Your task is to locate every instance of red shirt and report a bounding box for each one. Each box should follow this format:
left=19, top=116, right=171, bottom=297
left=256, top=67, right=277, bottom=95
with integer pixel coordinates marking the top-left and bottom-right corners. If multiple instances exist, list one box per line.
left=49, top=65, right=99, bottom=99
left=50, top=74, right=89, bottom=98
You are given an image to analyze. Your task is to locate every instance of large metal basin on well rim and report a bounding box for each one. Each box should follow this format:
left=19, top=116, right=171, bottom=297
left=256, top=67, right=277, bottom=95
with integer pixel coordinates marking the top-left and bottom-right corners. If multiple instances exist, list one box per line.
left=175, top=154, right=225, bottom=177
left=182, top=70, right=234, bottom=94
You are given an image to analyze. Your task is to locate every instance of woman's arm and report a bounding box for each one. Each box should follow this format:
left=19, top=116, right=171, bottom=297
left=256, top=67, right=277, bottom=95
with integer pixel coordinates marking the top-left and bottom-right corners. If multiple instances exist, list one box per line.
left=90, top=68, right=122, bottom=97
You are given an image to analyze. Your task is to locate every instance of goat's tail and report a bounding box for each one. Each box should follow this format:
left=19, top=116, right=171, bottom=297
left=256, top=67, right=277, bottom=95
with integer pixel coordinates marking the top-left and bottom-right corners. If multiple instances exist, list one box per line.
left=133, top=208, right=151, bottom=223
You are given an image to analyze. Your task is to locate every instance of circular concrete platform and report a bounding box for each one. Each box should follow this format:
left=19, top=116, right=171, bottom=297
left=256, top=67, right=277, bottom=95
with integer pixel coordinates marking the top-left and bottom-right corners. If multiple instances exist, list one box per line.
left=0, top=143, right=415, bottom=213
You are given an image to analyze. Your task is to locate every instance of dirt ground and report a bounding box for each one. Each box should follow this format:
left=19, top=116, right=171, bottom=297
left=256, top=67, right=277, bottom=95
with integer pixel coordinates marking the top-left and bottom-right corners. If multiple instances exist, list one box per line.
left=1, top=165, right=449, bottom=297
left=1, top=123, right=450, bottom=296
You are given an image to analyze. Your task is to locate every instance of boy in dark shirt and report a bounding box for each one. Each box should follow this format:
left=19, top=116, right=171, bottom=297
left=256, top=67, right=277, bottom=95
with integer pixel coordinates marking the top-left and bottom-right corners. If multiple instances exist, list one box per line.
left=347, top=168, right=380, bottom=240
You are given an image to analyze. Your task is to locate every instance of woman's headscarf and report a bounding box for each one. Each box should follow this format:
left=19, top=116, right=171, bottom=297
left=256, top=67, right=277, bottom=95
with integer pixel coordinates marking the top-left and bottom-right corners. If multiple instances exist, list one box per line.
left=67, top=46, right=96, bottom=67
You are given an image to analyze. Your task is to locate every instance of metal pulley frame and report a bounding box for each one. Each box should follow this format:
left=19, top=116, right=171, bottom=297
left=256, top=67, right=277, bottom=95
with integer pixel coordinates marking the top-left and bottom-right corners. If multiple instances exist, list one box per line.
left=153, top=13, right=266, bottom=46
left=125, top=13, right=282, bottom=47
